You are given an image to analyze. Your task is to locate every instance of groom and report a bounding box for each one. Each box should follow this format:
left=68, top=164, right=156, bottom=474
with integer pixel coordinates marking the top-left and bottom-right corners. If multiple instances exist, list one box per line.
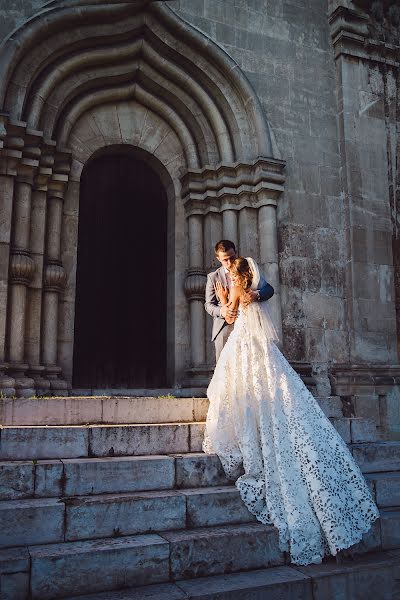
left=204, top=239, right=274, bottom=361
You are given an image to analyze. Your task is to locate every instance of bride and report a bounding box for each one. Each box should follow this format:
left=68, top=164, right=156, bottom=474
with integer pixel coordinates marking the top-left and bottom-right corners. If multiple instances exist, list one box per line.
left=203, top=256, right=379, bottom=566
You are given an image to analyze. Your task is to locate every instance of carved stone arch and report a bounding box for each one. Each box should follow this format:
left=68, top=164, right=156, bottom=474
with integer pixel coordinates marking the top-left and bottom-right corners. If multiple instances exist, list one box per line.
left=0, top=0, right=285, bottom=395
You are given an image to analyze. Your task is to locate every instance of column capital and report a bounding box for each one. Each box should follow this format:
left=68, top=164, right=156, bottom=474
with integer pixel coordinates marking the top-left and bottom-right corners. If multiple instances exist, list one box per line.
left=44, top=260, right=67, bottom=292
left=184, top=268, right=207, bottom=301
left=9, top=249, right=35, bottom=285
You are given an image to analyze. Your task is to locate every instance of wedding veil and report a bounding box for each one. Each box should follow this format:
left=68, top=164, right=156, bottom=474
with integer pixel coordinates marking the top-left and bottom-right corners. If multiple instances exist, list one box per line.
left=246, top=257, right=279, bottom=342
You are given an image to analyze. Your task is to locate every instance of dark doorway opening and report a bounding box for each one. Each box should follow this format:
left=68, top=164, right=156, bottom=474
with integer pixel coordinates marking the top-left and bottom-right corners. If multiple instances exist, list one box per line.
left=73, top=151, right=168, bottom=389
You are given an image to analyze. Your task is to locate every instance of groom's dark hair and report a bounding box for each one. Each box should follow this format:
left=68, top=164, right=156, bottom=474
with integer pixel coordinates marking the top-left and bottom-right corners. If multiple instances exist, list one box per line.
left=215, top=240, right=236, bottom=255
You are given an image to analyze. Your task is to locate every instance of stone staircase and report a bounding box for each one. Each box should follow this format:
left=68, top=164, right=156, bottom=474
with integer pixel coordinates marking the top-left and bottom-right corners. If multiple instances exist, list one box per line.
left=1, top=396, right=400, bottom=599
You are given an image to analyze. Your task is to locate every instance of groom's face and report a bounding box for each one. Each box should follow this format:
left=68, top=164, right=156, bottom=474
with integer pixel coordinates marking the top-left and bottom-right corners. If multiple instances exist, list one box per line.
left=216, top=248, right=236, bottom=271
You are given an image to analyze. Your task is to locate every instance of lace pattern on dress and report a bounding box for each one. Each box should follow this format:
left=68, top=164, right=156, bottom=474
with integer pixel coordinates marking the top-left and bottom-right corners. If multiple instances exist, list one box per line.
left=203, top=302, right=379, bottom=565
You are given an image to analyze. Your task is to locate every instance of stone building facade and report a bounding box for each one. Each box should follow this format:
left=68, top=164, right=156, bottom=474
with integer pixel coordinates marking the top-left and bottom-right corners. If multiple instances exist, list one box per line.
left=0, top=0, right=398, bottom=425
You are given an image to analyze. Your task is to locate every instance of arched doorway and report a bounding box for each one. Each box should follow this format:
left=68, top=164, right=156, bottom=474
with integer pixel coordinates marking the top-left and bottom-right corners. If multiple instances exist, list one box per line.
left=72, top=151, right=168, bottom=389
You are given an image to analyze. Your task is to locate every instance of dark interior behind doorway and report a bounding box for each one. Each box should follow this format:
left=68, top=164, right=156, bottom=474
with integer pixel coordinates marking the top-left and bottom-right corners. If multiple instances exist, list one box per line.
left=73, top=152, right=168, bottom=389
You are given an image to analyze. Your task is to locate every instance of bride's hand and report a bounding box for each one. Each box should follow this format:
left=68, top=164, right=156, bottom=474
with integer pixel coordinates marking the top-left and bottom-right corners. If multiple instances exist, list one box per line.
left=215, top=280, right=229, bottom=304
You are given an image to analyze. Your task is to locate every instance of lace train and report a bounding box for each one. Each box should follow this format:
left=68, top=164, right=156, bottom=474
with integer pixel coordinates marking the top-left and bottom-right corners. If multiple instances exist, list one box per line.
left=203, top=302, right=379, bottom=565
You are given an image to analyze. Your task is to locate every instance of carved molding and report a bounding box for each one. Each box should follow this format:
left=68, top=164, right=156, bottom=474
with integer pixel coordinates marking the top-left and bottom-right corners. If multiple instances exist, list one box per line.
left=182, top=157, right=286, bottom=217
left=330, top=364, right=400, bottom=395
left=0, top=114, right=71, bottom=185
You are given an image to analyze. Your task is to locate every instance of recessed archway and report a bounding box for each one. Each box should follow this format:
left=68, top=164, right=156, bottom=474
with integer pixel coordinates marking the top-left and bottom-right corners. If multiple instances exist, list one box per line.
left=73, top=147, right=168, bottom=389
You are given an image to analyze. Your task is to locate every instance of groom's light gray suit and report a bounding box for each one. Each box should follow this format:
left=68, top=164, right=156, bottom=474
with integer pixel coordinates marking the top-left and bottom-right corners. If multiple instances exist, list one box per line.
left=205, top=265, right=274, bottom=362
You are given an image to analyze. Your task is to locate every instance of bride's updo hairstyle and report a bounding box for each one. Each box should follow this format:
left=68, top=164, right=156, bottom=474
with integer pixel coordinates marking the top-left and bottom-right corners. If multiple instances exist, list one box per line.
left=231, top=258, right=253, bottom=306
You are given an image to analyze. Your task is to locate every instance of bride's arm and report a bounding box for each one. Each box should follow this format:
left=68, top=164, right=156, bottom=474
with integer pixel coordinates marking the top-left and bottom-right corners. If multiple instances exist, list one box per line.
left=224, top=285, right=241, bottom=324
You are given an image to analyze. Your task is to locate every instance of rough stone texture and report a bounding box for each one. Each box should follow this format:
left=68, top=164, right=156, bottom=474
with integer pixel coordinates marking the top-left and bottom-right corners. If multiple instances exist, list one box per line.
left=180, top=487, right=255, bottom=528
left=0, top=426, right=89, bottom=460
left=189, top=423, right=206, bottom=452
left=62, top=456, right=175, bottom=496
left=30, top=534, right=170, bottom=600
left=297, top=551, right=400, bottom=600
left=351, top=518, right=382, bottom=555
left=0, top=546, right=30, bottom=600
left=316, top=396, right=343, bottom=419
left=329, top=417, right=351, bottom=443
left=64, top=491, right=186, bottom=541
left=0, top=497, right=64, bottom=547
left=366, top=472, right=400, bottom=508
left=0, top=396, right=209, bottom=426
left=0, top=461, right=34, bottom=500
left=174, top=453, right=232, bottom=488
left=352, top=442, right=400, bottom=473
left=34, top=460, right=64, bottom=497
left=380, top=510, right=400, bottom=550
left=66, top=583, right=187, bottom=600
left=175, top=567, right=312, bottom=600
left=162, top=523, right=284, bottom=580
left=89, top=424, right=193, bottom=457
left=350, top=418, right=380, bottom=443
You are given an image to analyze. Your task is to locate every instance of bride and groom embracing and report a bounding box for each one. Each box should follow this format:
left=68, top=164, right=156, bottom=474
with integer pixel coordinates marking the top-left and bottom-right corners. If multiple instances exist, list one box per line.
left=203, top=239, right=379, bottom=566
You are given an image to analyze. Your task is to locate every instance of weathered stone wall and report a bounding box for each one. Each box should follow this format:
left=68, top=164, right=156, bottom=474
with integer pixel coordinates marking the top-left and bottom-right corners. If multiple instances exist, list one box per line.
left=327, top=1, right=399, bottom=369
left=0, top=0, right=45, bottom=42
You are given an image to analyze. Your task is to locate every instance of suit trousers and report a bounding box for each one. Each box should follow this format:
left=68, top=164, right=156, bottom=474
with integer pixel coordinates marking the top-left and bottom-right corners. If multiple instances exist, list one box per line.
left=214, top=323, right=234, bottom=362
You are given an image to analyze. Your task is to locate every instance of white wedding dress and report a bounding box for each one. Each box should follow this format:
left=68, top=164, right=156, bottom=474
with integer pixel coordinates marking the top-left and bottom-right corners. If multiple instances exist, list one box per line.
left=203, top=259, right=379, bottom=566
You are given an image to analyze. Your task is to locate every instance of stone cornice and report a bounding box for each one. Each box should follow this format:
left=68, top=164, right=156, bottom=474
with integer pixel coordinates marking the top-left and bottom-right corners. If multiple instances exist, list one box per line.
left=330, top=364, right=400, bottom=394
left=182, top=157, right=286, bottom=217
left=329, top=5, right=400, bottom=66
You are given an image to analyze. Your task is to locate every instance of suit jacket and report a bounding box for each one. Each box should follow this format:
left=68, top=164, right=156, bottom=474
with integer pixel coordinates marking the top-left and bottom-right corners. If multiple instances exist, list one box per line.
left=204, top=265, right=274, bottom=341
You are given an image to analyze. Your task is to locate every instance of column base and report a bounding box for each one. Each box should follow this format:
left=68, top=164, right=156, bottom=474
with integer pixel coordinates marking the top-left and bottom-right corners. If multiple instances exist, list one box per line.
left=45, top=365, right=70, bottom=396
left=184, top=365, right=213, bottom=389
left=7, top=363, right=35, bottom=398
left=0, top=364, right=16, bottom=397
left=26, top=365, right=51, bottom=396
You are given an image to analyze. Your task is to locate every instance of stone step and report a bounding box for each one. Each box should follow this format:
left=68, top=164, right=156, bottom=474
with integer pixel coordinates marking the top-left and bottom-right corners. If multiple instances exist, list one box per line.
left=0, top=396, right=209, bottom=426
left=2, top=442, right=400, bottom=502
left=0, top=412, right=386, bottom=461
left=351, top=442, right=400, bottom=473
left=62, top=551, right=400, bottom=600
left=0, top=395, right=345, bottom=427
left=0, top=395, right=343, bottom=426
left=329, top=416, right=381, bottom=443
left=0, top=422, right=205, bottom=460
left=365, top=472, right=400, bottom=508
left=0, top=523, right=283, bottom=600
left=0, top=453, right=231, bottom=500
left=1, top=481, right=399, bottom=557
left=0, top=486, right=255, bottom=548
left=3, top=543, right=400, bottom=600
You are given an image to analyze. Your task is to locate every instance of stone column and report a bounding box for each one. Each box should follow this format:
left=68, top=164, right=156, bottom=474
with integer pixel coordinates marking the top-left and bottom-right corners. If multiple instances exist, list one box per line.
left=41, top=184, right=67, bottom=394
left=258, top=199, right=283, bottom=340
left=222, top=209, right=238, bottom=246
left=184, top=214, right=206, bottom=368
left=0, top=113, right=18, bottom=393
left=7, top=175, right=36, bottom=396
left=0, top=170, right=16, bottom=395
left=25, top=178, right=51, bottom=394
